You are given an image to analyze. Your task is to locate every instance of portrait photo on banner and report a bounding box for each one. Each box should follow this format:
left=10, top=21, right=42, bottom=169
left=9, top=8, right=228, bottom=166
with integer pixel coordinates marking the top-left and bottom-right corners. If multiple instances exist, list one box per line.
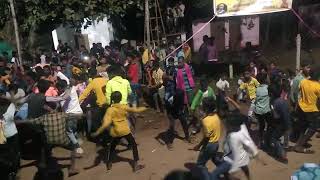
left=214, top=0, right=293, bottom=17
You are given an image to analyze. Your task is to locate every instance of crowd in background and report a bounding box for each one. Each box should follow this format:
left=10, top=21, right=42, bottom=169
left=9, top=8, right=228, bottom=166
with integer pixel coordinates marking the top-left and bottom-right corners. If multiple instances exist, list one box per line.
left=0, top=37, right=319, bottom=180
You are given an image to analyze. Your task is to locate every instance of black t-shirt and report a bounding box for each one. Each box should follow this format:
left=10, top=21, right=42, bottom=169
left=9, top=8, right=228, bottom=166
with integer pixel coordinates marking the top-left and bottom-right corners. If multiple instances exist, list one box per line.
left=27, top=93, right=47, bottom=118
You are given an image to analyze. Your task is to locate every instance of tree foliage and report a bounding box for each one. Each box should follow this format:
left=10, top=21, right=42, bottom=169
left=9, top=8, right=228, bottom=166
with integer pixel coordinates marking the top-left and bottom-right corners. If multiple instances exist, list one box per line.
left=0, top=0, right=142, bottom=33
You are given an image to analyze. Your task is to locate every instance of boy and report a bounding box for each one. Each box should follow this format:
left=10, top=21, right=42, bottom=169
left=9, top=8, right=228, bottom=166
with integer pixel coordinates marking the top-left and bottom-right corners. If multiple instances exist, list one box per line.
left=150, top=60, right=164, bottom=113
left=127, top=53, right=140, bottom=107
left=163, top=57, right=176, bottom=105
left=294, top=65, right=320, bottom=153
left=267, top=85, right=290, bottom=163
left=92, top=91, right=146, bottom=172
left=216, top=74, right=230, bottom=113
left=0, top=98, right=20, bottom=179
left=192, top=97, right=221, bottom=179
left=56, top=79, right=84, bottom=176
left=239, top=71, right=260, bottom=123
left=237, top=73, right=246, bottom=102
left=254, top=73, right=272, bottom=147
left=165, top=89, right=191, bottom=150
left=106, top=65, right=131, bottom=105
left=190, top=77, right=216, bottom=134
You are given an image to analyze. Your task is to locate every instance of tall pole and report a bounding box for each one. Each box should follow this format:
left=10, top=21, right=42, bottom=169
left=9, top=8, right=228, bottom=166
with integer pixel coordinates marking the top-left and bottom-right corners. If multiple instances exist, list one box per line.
left=296, top=34, right=301, bottom=73
left=9, top=0, right=22, bottom=64
left=145, top=0, right=151, bottom=51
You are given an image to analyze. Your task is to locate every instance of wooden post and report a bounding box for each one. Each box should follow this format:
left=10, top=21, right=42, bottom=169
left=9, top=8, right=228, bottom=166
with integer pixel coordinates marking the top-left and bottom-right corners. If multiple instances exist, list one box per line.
left=229, top=64, right=233, bottom=79
left=145, top=0, right=151, bottom=50
left=296, top=34, right=301, bottom=72
left=9, top=0, right=22, bottom=63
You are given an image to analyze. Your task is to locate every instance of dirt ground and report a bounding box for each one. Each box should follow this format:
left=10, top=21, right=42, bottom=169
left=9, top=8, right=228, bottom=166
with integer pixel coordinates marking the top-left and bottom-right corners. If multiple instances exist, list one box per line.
left=19, top=105, right=320, bottom=180
left=19, top=46, right=320, bottom=180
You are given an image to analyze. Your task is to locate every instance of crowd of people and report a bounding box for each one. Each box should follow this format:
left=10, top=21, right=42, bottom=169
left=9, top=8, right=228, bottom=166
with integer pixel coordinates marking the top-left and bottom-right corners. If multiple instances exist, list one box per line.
left=166, top=1, right=186, bottom=33
left=0, top=38, right=319, bottom=180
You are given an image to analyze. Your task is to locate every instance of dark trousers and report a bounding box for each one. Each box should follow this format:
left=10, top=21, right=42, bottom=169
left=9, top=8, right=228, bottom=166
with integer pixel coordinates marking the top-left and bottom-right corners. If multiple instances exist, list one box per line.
left=0, top=134, right=20, bottom=178
left=265, top=127, right=286, bottom=158
left=106, top=134, right=139, bottom=164
left=296, top=107, right=320, bottom=147
left=167, top=113, right=190, bottom=144
left=210, top=160, right=232, bottom=180
left=197, top=142, right=220, bottom=166
left=17, top=124, right=50, bottom=167
left=255, top=112, right=272, bottom=145
left=197, top=142, right=221, bottom=180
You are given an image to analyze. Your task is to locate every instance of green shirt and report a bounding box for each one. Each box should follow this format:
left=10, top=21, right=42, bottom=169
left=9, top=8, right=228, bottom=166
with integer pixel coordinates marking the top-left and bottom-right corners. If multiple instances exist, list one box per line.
left=290, top=73, right=304, bottom=104
left=191, top=86, right=216, bottom=111
left=254, top=84, right=271, bottom=115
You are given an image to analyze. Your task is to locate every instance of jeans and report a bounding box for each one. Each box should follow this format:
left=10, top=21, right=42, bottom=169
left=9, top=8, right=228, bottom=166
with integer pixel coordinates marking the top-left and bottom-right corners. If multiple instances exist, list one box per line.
left=197, top=142, right=220, bottom=180
left=106, top=134, right=139, bottom=164
left=129, top=83, right=141, bottom=107
left=197, top=142, right=220, bottom=166
left=66, top=115, right=80, bottom=148
left=210, top=161, right=232, bottom=180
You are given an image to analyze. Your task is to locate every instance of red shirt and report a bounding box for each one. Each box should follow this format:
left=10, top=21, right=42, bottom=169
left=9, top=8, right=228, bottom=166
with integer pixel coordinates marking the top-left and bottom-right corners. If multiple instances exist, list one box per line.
left=128, top=63, right=139, bottom=83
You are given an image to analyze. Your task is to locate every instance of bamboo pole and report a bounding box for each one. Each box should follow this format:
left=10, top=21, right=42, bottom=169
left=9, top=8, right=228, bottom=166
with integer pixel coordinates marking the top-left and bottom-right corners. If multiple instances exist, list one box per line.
left=9, top=0, right=22, bottom=64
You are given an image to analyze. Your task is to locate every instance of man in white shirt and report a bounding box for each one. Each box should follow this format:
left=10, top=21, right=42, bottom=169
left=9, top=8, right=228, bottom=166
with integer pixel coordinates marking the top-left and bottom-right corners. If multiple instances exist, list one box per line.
left=216, top=75, right=230, bottom=112
left=216, top=76, right=230, bottom=92
left=11, top=51, right=21, bottom=67
left=0, top=99, right=20, bottom=177
left=56, top=79, right=83, bottom=176
left=5, top=84, right=26, bottom=105
left=54, top=65, right=70, bottom=85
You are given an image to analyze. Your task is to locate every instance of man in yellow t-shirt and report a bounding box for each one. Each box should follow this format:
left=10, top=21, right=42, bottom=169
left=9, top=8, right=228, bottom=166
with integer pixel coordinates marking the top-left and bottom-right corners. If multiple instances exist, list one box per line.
left=192, top=97, right=221, bottom=167
left=294, top=66, right=320, bottom=153
left=240, top=71, right=260, bottom=100
left=239, top=71, right=260, bottom=122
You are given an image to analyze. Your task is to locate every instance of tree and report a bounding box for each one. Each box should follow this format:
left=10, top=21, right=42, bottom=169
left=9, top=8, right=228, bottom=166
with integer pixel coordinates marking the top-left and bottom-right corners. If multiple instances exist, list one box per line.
left=0, top=0, right=143, bottom=49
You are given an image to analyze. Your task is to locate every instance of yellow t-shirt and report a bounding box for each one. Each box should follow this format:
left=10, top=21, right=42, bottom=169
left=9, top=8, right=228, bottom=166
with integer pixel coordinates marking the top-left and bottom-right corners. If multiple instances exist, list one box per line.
left=95, top=104, right=147, bottom=137
left=202, top=114, right=221, bottom=143
left=142, top=49, right=149, bottom=65
left=79, top=77, right=108, bottom=107
left=298, top=79, right=320, bottom=112
left=240, top=77, right=260, bottom=100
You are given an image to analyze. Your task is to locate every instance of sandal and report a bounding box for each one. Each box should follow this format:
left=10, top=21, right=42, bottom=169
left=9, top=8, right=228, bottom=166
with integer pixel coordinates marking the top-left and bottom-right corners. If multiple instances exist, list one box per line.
left=294, top=147, right=315, bottom=154
left=68, top=169, right=80, bottom=177
left=133, top=164, right=145, bottom=172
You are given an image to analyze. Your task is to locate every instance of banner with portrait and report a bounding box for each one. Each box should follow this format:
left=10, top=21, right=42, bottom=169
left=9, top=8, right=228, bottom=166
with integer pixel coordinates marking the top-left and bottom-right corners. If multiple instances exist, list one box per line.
left=214, top=0, right=293, bottom=17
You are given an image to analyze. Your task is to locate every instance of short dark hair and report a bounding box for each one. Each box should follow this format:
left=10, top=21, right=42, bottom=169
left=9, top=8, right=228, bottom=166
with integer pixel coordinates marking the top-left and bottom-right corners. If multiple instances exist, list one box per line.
left=108, top=64, right=123, bottom=77
left=256, top=73, right=268, bottom=84
left=309, top=65, right=320, bottom=81
left=225, top=111, right=243, bottom=132
left=301, top=61, right=311, bottom=68
left=37, top=79, right=50, bottom=93
left=56, top=79, right=68, bottom=91
left=0, top=98, right=11, bottom=118
left=269, top=84, right=282, bottom=99
left=88, top=67, right=97, bottom=78
left=111, top=91, right=122, bottom=104
left=200, top=77, right=208, bottom=88
left=202, top=97, right=216, bottom=114
left=8, top=83, right=18, bottom=92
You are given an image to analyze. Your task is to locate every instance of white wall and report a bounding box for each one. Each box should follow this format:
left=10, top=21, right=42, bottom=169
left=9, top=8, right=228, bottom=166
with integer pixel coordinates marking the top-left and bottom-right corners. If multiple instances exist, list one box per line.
left=52, top=17, right=114, bottom=50
left=81, top=17, right=114, bottom=48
